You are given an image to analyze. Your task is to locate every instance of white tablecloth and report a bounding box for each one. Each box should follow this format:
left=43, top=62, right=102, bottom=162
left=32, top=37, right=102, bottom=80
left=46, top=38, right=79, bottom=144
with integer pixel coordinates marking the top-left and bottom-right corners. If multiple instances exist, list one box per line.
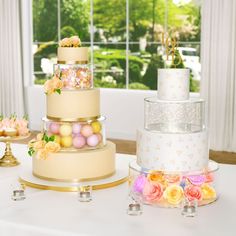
left=0, top=143, right=235, bottom=236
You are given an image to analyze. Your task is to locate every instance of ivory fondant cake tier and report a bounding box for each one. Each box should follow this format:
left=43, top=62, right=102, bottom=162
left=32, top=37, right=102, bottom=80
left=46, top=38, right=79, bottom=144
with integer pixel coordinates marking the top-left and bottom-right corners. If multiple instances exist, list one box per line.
left=47, top=89, right=100, bottom=121
left=57, top=47, right=88, bottom=63
left=137, top=129, right=209, bottom=172
left=33, top=141, right=116, bottom=182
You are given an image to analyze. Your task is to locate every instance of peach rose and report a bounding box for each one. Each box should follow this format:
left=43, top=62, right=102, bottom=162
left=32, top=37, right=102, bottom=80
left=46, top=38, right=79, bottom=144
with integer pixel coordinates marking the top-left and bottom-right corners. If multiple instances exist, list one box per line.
left=33, top=140, right=46, bottom=150
left=28, top=140, right=36, bottom=148
left=37, top=148, right=48, bottom=160
left=148, top=171, right=165, bottom=182
left=201, top=184, right=216, bottom=200
left=164, top=185, right=183, bottom=205
left=184, top=185, right=202, bottom=201
left=59, top=37, right=69, bottom=47
left=143, top=181, right=163, bottom=202
left=71, top=36, right=81, bottom=47
left=52, top=77, right=63, bottom=90
left=165, top=174, right=181, bottom=184
left=45, top=141, right=61, bottom=153
left=44, top=80, right=54, bottom=94
left=37, top=133, right=44, bottom=141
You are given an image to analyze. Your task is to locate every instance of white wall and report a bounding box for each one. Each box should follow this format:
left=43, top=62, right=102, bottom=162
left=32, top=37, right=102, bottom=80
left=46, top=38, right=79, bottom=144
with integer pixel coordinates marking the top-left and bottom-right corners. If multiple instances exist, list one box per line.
left=26, top=86, right=199, bottom=140
left=26, top=86, right=157, bottom=140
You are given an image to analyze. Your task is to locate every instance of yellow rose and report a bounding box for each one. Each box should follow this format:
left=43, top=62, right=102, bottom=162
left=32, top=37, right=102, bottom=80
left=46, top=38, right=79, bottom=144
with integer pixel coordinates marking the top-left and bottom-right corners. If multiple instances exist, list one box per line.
left=44, top=80, right=54, bottom=94
left=201, top=184, right=216, bottom=200
left=148, top=171, right=167, bottom=187
left=45, top=141, right=61, bottom=153
left=37, top=148, right=48, bottom=160
left=36, top=133, right=44, bottom=141
left=33, top=140, right=46, bottom=150
left=28, top=139, right=36, bottom=148
left=52, top=77, right=64, bottom=90
left=164, top=185, right=183, bottom=205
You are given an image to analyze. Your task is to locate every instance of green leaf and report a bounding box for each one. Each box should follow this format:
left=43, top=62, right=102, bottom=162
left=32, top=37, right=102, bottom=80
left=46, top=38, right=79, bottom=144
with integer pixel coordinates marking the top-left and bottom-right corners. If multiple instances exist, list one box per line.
left=49, top=135, right=55, bottom=142
left=28, top=147, right=35, bottom=157
left=55, top=89, right=61, bottom=94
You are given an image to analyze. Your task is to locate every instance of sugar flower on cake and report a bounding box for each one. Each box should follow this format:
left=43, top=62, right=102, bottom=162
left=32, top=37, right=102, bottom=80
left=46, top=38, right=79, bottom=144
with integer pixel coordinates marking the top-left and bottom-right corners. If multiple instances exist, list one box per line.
left=133, top=175, right=147, bottom=193
left=143, top=180, right=163, bottom=202
left=163, top=185, right=183, bottom=205
left=201, top=184, right=216, bottom=200
left=165, top=174, right=181, bottom=184
left=59, top=36, right=81, bottom=47
left=184, top=185, right=202, bottom=201
left=44, top=75, right=64, bottom=95
left=187, top=174, right=206, bottom=186
left=28, top=133, right=61, bottom=159
left=147, top=170, right=166, bottom=185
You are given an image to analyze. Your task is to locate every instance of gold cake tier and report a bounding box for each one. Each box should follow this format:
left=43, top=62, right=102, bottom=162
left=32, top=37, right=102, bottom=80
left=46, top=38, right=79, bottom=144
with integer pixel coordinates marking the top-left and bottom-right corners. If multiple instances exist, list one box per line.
left=32, top=141, right=116, bottom=182
left=46, top=89, right=100, bottom=121
left=57, top=47, right=88, bottom=63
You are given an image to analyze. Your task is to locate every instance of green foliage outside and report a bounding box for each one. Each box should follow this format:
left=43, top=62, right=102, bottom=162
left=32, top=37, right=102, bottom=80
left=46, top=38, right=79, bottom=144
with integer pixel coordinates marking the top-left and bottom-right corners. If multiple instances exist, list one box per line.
left=33, top=0, right=201, bottom=92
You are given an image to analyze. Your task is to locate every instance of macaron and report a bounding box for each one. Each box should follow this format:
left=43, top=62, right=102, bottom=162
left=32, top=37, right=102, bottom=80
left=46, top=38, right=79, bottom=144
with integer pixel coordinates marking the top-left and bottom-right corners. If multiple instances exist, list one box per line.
left=87, top=134, right=99, bottom=147
left=73, top=136, right=86, bottom=149
left=81, top=124, right=93, bottom=138
left=60, top=136, right=72, bottom=148
left=59, top=124, right=72, bottom=136
left=91, top=121, right=101, bottom=133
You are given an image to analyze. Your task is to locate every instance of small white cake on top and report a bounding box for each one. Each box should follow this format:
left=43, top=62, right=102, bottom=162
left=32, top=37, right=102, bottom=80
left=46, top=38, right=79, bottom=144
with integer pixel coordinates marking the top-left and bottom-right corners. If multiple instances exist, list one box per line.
left=158, top=68, right=189, bottom=101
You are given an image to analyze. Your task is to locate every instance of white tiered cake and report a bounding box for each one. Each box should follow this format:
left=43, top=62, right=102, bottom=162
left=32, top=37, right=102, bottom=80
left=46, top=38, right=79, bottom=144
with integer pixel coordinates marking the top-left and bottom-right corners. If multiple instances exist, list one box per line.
left=29, top=36, right=116, bottom=182
left=129, top=68, right=218, bottom=208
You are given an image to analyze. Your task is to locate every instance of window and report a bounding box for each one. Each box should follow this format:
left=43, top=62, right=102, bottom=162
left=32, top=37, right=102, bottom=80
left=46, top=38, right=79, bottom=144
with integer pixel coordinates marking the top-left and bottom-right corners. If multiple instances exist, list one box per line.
left=32, top=0, right=201, bottom=91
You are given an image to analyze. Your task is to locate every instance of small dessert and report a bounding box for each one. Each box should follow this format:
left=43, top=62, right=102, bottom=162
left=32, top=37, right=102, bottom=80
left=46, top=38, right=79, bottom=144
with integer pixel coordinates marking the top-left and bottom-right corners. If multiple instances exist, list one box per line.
left=0, top=129, right=4, bottom=136
left=4, top=128, right=18, bottom=137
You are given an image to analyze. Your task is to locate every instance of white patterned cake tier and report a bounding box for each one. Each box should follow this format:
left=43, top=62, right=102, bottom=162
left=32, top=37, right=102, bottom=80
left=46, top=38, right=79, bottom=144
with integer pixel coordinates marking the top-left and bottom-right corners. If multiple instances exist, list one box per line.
left=158, top=69, right=189, bottom=101
left=137, top=129, right=209, bottom=172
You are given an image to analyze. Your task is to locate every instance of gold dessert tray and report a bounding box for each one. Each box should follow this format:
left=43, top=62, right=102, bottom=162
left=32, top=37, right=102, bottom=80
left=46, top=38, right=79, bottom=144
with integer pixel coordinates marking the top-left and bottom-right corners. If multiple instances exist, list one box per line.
left=0, top=133, right=31, bottom=167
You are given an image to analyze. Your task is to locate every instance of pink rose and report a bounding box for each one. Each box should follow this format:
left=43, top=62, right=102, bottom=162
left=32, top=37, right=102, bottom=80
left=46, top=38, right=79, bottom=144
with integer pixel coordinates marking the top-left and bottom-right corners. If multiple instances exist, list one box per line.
left=143, top=181, right=163, bottom=202
left=184, top=185, right=202, bottom=201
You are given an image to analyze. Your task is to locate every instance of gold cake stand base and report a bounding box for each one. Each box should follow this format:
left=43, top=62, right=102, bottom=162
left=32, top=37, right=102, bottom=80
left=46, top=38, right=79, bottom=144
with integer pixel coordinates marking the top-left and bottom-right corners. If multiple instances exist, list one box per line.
left=0, top=134, right=31, bottom=167
left=0, top=142, right=20, bottom=167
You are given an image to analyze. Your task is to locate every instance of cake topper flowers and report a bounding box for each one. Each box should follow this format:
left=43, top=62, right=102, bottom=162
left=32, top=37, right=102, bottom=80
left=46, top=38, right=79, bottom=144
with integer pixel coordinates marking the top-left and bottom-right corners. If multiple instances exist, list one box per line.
left=59, top=36, right=81, bottom=47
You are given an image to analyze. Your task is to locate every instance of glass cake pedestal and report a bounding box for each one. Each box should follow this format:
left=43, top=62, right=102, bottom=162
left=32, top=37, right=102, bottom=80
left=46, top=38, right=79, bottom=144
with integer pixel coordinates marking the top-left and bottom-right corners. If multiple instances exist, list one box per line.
left=129, top=160, right=219, bottom=208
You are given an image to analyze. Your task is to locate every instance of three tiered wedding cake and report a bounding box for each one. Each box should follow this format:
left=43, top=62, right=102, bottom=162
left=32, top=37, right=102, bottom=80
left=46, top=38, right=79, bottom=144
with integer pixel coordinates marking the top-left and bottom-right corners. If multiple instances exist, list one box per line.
left=129, top=68, right=218, bottom=207
left=29, top=36, right=116, bottom=182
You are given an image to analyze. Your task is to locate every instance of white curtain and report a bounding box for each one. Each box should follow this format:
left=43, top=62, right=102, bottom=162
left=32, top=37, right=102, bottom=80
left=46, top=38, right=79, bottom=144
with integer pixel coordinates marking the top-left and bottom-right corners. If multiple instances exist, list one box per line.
left=201, top=0, right=236, bottom=152
left=0, top=0, right=25, bottom=117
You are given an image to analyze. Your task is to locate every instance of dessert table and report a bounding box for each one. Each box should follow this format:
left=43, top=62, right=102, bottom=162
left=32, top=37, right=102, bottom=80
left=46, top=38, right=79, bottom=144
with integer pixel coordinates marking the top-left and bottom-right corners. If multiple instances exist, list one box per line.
left=0, top=143, right=235, bottom=236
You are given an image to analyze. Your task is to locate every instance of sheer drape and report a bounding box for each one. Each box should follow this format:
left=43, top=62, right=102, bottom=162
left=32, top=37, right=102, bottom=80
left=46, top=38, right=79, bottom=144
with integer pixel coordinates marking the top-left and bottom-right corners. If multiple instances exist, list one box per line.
left=0, top=0, right=25, bottom=117
left=201, top=0, right=236, bottom=151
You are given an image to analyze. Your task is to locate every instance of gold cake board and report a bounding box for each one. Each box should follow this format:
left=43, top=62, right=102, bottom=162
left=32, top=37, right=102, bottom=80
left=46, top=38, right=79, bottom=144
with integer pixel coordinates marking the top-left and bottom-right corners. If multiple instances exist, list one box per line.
left=19, top=155, right=134, bottom=192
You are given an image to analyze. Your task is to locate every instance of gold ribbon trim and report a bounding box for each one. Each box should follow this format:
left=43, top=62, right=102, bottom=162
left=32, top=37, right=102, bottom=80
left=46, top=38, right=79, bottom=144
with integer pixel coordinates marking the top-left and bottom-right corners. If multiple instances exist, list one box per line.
left=46, top=115, right=100, bottom=122
left=57, top=60, right=88, bottom=65
left=19, top=175, right=128, bottom=192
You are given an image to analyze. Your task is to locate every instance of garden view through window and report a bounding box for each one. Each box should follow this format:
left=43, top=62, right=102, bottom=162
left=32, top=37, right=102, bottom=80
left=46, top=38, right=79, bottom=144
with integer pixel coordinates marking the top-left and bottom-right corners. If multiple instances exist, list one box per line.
left=33, top=0, right=201, bottom=92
